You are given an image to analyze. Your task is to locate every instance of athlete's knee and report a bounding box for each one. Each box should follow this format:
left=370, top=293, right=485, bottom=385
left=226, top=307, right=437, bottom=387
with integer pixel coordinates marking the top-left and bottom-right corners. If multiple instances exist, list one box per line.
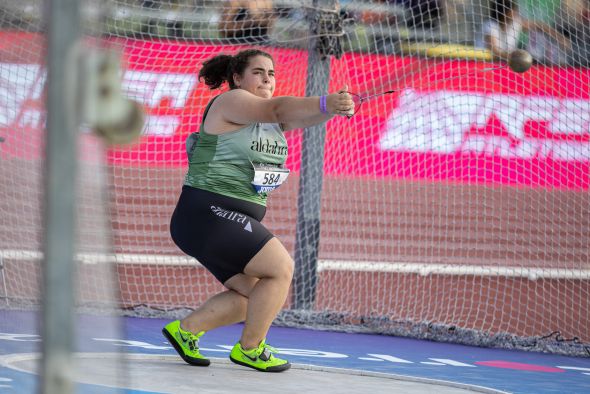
left=276, top=255, right=294, bottom=283
left=270, top=239, right=294, bottom=282
left=286, top=257, right=295, bottom=280
left=268, top=242, right=294, bottom=282
left=245, top=237, right=294, bottom=280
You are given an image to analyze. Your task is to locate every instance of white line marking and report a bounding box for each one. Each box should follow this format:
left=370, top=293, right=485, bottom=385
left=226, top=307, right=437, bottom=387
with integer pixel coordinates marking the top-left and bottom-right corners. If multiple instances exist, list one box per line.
left=429, top=359, right=477, bottom=367
left=556, top=366, right=590, bottom=372
left=366, top=354, right=414, bottom=363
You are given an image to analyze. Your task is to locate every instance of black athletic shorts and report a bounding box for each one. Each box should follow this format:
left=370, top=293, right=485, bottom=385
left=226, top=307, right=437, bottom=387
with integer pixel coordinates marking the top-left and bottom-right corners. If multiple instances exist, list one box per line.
left=170, top=186, right=274, bottom=284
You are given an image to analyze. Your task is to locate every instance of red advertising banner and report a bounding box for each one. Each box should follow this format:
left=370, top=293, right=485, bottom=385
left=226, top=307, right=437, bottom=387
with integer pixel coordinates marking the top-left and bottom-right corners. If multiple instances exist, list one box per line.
left=1, top=34, right=589, bottom=189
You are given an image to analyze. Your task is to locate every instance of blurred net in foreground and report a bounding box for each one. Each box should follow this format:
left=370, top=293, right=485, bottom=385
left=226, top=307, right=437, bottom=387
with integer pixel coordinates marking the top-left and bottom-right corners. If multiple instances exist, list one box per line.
left=1, top=0, right=126, bottom=391
left=1, top=0, right=589, bottom=357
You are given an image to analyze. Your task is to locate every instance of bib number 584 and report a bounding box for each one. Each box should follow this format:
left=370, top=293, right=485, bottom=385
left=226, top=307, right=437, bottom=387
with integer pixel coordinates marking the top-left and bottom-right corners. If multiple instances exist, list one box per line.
left=264, top=172, right=281, bottom=185
left=251, top=164, right=290, bottom=194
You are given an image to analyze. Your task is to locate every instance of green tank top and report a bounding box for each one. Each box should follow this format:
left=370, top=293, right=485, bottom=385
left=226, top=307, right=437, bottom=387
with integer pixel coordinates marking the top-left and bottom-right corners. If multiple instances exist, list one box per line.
left=184, top=97, right=288, bottom=206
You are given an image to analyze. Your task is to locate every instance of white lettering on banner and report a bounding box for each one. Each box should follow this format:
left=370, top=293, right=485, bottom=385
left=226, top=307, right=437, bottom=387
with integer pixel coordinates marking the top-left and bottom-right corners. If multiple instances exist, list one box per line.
left=123, top=71, right=197, bottom=137
left=0, top=64, right=45, bottom=129
left=381, top=89, right=590, bottom=160
left=123, top=71, right=196, bottom=109
left=0, top=64, right=196, bottom=137
left=143, top=115, right=180, bottom=137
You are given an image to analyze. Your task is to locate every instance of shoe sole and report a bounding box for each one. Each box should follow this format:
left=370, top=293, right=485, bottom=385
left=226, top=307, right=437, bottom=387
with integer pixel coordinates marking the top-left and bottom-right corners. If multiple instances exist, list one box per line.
left=162, top=328, right=210, bottom=366
left=229, top=355, right=291, bottom=372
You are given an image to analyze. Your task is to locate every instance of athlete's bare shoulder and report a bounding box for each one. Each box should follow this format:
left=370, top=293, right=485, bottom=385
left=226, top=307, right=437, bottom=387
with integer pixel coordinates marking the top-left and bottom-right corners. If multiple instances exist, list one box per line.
left=204, top=91, right=251, bottom=134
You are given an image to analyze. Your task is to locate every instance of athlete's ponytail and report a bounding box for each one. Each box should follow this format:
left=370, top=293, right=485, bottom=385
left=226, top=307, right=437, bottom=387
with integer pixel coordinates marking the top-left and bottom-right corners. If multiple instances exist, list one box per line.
left=198, top=49, right=274, bottom=90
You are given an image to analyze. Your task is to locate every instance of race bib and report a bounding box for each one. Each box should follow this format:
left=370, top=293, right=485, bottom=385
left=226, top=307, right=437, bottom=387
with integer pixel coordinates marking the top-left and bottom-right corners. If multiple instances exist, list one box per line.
left=251, top=164, right=290, bottom=194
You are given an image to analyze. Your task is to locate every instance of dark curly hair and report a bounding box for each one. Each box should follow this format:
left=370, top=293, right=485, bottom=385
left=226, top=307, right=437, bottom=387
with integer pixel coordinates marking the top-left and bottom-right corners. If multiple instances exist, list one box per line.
left=198, top=49, right=274, bottom=90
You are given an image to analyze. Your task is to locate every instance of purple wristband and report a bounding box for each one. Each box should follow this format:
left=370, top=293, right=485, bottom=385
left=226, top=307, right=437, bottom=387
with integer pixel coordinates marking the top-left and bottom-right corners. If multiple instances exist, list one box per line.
left=319, top=95, right=328, bottom=114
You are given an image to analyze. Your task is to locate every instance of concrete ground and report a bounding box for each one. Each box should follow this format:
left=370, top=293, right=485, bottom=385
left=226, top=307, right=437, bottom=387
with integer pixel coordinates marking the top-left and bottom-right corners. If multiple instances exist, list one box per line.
left=4, top=353, right=507, bottom=394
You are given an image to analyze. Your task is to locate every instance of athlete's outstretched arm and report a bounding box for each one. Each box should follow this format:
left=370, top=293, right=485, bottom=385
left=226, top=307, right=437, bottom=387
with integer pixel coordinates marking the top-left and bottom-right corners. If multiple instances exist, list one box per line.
left=214, top=87, right=354, bottom=130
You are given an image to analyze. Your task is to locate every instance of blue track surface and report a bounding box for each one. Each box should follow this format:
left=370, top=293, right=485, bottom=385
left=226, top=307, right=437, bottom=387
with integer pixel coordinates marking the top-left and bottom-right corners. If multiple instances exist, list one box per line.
left=1, top=311, right=589, bottom=393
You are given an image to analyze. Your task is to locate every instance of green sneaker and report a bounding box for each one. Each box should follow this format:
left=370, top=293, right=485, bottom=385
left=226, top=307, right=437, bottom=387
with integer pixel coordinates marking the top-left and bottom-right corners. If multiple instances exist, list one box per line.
left=229, top=340, right=291, bottom=372
left=162, top=320, right=210, bottom=366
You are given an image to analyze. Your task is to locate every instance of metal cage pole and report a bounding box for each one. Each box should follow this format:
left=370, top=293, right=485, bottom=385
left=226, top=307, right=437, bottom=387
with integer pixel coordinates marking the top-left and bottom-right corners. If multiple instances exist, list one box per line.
left=292, top=0, right=341, bottom=310
left=41, top=0, right=80, bottom=393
